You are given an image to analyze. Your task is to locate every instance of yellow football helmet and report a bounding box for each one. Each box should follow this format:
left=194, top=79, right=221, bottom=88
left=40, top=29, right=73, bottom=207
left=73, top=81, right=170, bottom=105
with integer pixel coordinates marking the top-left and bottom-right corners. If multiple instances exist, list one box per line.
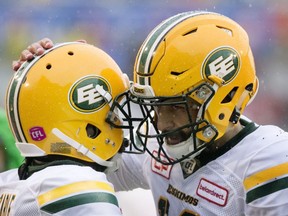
left=6, top=42, right=129, bottom=167
left=128, top=11, right=259, bottom=164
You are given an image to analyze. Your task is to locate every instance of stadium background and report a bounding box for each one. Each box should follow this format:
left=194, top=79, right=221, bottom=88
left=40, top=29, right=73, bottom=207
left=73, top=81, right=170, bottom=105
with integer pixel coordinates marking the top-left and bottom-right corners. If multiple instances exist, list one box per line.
left=0, top=1, right=287, bottom=215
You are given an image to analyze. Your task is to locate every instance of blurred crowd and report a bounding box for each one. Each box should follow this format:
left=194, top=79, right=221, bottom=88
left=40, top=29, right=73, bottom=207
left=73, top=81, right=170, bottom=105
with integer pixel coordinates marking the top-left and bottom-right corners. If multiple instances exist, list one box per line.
left=0, top=2, right=287, bottom=215
left=0, top=0, right=288, bottom=133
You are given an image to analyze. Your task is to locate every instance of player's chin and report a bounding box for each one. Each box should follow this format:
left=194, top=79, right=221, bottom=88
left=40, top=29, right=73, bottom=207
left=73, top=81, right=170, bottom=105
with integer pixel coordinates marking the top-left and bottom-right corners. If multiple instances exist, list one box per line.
left=165, top=137, right=182, bottom=145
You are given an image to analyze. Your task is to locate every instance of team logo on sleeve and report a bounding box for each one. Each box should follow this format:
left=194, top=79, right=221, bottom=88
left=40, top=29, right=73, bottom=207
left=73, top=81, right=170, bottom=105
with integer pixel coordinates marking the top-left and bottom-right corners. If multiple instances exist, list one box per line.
left=69, top=76, right=111, bottom=113
left=202, top=47, right=240, bottom=84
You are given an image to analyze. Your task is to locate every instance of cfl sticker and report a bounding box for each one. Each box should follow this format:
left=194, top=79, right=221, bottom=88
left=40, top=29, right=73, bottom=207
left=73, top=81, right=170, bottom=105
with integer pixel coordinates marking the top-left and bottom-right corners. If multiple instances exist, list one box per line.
left=202, top=47, right=240, bottom=84
left=69, top=76, right=111, bottom=113
left=29, top=127, right=46, bottom=141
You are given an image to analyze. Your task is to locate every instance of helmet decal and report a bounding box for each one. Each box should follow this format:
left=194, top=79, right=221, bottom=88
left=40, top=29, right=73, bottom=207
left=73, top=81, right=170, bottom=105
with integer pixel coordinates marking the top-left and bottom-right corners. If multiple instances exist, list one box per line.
left=29, top=126, right=46, bottom=141
left=202, top=47, right=240, bottom=84
left=69, top=76, right=111, bottom=113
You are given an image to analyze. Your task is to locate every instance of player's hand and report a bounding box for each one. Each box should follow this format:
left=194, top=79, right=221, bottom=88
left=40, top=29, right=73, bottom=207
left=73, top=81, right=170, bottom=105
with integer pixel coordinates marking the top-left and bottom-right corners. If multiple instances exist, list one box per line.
left=12, top=38, right=87, bottom=71
left=12, top=38, right=54, bottom=71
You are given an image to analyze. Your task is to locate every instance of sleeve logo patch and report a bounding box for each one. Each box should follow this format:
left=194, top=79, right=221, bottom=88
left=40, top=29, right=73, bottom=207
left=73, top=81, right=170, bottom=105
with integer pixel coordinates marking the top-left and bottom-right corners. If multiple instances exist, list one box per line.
left=196, top=178, right=229, bottom=206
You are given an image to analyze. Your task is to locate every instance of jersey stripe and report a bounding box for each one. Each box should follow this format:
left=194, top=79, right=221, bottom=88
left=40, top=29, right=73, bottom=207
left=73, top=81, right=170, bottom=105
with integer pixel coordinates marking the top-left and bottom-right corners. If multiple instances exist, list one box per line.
left=243, top=162, right=288, bottom=190
left=37, top=180, right=114, bottom=206
left=244, top=162, right=288, bottom=203
left=40, top=192, right=118, bottom=214
left=246, top=176, right=288, bottom=203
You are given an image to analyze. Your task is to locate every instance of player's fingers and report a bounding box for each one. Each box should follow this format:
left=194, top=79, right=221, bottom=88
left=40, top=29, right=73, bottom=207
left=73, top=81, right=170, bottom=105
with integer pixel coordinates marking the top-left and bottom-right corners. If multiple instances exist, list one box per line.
left=27, top=38, right=54, bottom=56
left=22, top=49, right=34, bottom=59
left=28, top=42, right=46, bottom=56
left=12, top=49, right=35, bottom=72
left=12, top=59, right=28, bottom=71
left=12, top=38, right=55, bottom=72
left=12, top=60, right=21, bottom=71
left=38, top=37, right=54, bottom=49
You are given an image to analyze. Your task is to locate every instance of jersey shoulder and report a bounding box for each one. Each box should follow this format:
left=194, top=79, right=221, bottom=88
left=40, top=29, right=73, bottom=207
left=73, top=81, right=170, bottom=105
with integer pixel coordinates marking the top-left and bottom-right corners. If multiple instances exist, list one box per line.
left=240, top=125, right=288, bottom=210
left=0, top=165, right=122, bottom=215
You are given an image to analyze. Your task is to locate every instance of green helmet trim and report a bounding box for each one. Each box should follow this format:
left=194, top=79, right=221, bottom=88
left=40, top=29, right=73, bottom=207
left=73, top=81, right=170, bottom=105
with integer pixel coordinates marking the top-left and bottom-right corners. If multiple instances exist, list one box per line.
left=135, top=11, right=216, bottom=85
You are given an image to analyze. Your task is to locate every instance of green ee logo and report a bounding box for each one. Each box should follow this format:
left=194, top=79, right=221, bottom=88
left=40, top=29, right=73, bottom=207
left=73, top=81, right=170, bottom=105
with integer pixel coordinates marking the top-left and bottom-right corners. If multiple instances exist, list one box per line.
left=202, top=47, right=240, bottom=85
left=69, top=76, right=111, bottom=113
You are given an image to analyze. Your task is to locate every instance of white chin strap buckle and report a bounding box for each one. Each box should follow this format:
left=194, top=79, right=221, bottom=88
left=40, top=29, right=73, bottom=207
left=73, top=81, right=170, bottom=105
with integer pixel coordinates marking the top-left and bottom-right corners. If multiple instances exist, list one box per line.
left=95, top=84, right=112, bottom=107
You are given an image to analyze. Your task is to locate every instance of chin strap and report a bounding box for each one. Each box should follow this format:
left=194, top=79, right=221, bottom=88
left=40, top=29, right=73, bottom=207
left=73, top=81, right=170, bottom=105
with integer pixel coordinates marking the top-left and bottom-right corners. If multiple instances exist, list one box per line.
left=163, top=135, right=204, bottom=161
left=52, top=128, right=115, bottom=168
left=95, top=85, right=112, bottom=107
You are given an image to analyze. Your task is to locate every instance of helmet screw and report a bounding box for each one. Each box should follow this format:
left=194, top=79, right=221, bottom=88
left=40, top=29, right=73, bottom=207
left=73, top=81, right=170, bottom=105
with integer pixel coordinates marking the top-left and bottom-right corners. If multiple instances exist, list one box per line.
left=197, top=90, right=206, bottom=99
left=219, top=113, right=225, bottom=120
left=203, top=127, right=215, bottom=138
left=105, top=139, right=115, bottom=147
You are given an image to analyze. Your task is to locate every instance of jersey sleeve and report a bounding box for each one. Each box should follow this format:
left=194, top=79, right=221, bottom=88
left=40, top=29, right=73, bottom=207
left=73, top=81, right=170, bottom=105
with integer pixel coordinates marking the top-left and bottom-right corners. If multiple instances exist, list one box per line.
left=0, top=166, right=123, bottom=215
left=244, top=131, right=288, bottom=214
left=107, top=152, right=151, bottom=191
left=33, top=166, right=123, bottom=215
left=37, top=180, right=122, bottom=215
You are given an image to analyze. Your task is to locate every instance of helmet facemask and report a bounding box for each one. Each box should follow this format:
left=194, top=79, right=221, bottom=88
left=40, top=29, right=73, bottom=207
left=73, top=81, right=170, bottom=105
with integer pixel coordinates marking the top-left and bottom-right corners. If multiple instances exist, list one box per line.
left=107, top=82, right=219, bottom=165
left=105, top=89, right=148, bottom=154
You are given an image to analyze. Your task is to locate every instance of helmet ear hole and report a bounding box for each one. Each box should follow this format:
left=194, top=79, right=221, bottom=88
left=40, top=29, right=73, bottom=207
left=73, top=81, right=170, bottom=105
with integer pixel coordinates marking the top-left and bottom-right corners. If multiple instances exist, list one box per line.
left=86, top=124, right=101, bottom=139
left=245, top=83, right=253, bottom=91
left=221, top=87, right=238, bottom=103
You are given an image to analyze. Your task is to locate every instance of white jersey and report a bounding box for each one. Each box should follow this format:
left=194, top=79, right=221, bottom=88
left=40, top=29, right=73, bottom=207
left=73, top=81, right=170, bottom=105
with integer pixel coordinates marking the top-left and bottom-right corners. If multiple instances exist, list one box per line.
left=108, top=122, right=288, bottom=215
left=0, top=165, right=122, bottom=216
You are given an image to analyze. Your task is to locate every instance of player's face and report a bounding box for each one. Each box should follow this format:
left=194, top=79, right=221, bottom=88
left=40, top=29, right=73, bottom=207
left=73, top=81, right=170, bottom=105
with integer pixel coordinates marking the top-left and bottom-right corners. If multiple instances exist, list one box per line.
left=154, top=98, right=199, bottom=146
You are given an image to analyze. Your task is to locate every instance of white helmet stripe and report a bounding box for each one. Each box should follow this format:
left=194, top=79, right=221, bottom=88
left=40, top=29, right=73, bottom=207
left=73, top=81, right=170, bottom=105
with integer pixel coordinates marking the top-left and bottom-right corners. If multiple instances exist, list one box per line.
left=136, top=11, right=214, bottom=85
left=7, top=60, right=35, bottom=142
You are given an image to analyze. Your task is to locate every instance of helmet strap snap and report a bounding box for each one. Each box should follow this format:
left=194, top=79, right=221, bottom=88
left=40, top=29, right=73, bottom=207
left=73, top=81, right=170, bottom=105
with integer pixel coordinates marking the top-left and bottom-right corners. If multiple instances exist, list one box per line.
left=229, top=107, right=240, bottom=124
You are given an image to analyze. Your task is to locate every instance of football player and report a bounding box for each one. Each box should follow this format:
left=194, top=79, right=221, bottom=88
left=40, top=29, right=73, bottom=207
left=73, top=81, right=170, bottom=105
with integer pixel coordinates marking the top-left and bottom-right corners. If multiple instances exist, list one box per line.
left=12, top=11, right=288, bottom=215
left=109, top=11, right=288, bottom=215
left=3, top=42, right=129, bottom=215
